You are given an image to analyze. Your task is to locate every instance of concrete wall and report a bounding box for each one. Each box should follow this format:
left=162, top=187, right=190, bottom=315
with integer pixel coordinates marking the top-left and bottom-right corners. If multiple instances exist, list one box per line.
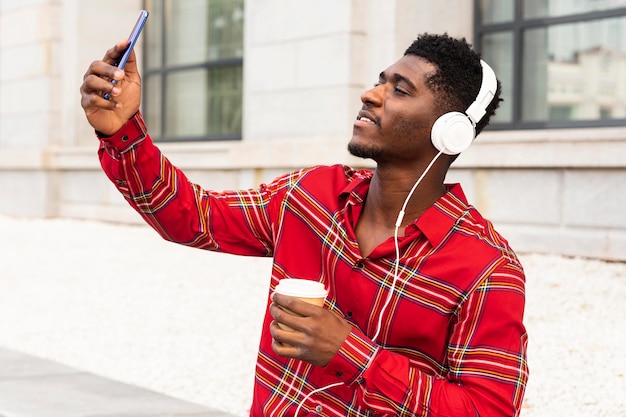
left=448, top=128, right=626, bottom=261
left=0, top=0, right=142, bottom=219
left=0, top=0, right=624, bottom=261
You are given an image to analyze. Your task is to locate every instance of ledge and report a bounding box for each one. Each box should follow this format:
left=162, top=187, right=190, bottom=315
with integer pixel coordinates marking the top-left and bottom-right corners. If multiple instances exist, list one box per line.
left=1, top=126, right=625, bottom=171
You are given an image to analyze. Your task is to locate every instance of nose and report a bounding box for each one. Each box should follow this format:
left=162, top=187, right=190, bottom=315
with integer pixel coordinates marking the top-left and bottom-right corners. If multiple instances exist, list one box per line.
left=360, top=84, right=383, bottom=107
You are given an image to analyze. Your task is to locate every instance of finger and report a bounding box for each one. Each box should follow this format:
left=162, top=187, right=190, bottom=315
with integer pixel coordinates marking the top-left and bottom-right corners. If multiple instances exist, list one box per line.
left=81, top=73, right=121, bottom=96
left=270, top=323, right=301, bottom=357
left=81, top=42, right=129, bottom=90
left=83, top=60, right=125, bottom=87
left=269, top=302, right=301, bottom=332
left=80, top=74, right=120, bottom=108
left=102, top=40, right=130, bottom=65
left=272, top=337, right=298, bottom=358
left=270, top=322, right=292, bottom=346
left=80, top=90, right=119, bottom=112
left=81, top=76, right=122, bottom=105
left=272, top=293, right=318, bottom=317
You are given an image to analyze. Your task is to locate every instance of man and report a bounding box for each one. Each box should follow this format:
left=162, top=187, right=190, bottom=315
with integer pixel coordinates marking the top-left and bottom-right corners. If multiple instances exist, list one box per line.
left=81, top=33, right=528, bottom=416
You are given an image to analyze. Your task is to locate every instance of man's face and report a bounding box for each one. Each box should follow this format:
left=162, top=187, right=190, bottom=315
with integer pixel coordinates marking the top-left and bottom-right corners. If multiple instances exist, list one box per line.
left=349, top=55, right=441, bottom=164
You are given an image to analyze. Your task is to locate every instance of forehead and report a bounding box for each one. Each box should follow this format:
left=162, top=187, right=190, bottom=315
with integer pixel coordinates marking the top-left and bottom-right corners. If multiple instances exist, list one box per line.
left=384, top=55, right=438, bottom=87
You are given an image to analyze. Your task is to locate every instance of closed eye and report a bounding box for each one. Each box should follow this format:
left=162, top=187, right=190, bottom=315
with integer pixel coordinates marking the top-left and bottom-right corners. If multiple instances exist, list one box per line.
left=373, top=80, right=408, bottom=94
left=394, top=86, right=409, bottom=95
left=374, top=72, right=411, bottom=96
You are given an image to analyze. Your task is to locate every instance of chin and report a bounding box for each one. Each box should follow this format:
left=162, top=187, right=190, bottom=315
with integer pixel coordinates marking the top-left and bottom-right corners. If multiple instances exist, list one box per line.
left=347, top=141, right=382, bottom=160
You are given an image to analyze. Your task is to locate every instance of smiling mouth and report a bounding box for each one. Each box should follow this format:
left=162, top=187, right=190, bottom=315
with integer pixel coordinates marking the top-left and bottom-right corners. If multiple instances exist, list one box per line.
left=357, top=116, right=376, bottom=125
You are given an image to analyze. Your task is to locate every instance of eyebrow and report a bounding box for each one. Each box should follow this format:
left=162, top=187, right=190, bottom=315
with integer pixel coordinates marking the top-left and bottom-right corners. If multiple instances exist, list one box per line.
left=379, top=71, right=418, bottom=91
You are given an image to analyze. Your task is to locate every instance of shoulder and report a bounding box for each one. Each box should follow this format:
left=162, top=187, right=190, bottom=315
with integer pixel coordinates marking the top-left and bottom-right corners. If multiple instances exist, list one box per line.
left=261, top=165, right=372, bottom=211
left=277, top=164, right=372, bottom=188
left=442, top=184, right=523, bottom=270
left=305, top=164, right=372, bottom=179
left=459, top=206, right=523, bottom=271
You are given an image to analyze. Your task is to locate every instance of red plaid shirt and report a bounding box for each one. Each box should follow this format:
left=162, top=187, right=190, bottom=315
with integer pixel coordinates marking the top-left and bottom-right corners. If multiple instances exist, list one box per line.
left=98, top=112, right=528, bottom=417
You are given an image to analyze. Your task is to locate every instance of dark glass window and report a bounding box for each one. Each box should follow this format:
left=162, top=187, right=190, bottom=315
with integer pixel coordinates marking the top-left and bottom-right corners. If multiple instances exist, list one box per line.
left=143, top=0, right=244, bottom=141
left=475, top=0, right=626, bottom=129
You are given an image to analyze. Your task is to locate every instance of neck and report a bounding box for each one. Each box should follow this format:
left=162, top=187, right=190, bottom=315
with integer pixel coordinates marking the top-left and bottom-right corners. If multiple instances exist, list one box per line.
left=354, top=156, right=448, bottom=257
left=366, top=158, right=448, bottom=229
left=370, top=177, right=446, bottom=226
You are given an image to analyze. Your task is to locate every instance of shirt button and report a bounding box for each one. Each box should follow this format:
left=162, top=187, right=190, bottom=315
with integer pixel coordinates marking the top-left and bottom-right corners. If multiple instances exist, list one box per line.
left=121, top=135, right=129, bottom=142
left=336, top=371, right=343, bottom=377
left=356, top=261, right=365, bottom=269
left=315, top=405, right=323, bottom=413
left=347, top=311, right=353, bottom=318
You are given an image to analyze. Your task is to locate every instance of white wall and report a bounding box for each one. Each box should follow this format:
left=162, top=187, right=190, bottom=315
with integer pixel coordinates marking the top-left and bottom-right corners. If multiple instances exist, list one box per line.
left=0, top=0, right=63, bottom=216
left=0, top=0, right=142, bottom=217
left=0, top=0, right=624, bottom=261
left=448, top=127, right=626, bottom=260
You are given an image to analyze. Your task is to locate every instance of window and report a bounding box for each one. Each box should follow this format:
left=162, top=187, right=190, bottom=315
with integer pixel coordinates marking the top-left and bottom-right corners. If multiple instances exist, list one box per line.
left=143, top=0, right=244, bottom=141
left=475, top=0, right=626, bottom=129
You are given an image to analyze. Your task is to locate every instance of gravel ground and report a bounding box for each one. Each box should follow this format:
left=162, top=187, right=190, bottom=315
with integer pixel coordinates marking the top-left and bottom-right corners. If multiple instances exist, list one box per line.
left=0, top=214, right=625, bottom=416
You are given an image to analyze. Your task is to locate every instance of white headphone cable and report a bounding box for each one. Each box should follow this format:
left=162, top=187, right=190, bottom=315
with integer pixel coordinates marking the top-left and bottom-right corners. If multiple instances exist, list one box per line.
left=371, top=150, right=444, bottom=341
left=293, top=150, right=443, bottom=416
left=294, top=381, right=344, bottom=417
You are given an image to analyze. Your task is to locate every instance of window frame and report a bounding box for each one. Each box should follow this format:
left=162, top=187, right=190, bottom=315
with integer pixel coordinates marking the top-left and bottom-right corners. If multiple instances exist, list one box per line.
left=473, top=1, right=626, bottom=130
left=141, top=0, right=244, bottom=142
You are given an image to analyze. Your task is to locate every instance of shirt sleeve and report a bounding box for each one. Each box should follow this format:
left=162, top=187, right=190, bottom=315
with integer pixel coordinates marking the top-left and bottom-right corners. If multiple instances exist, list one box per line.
left=324, top=261, right=529, bottom=417
left=97, top=112, right=276, bottom=257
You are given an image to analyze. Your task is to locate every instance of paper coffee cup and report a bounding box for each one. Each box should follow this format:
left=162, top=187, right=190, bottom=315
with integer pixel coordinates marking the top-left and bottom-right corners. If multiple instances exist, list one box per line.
left=274, top=279, right=328, bottom=331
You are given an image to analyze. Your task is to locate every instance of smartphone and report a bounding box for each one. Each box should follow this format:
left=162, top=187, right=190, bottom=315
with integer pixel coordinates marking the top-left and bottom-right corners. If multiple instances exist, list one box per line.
left=104, top=10, right=149, bottom=99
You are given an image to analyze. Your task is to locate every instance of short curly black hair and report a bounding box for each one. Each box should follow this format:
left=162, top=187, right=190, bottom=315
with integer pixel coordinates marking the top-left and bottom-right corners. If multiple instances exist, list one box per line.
left=404, top=33, right=502, bottom=135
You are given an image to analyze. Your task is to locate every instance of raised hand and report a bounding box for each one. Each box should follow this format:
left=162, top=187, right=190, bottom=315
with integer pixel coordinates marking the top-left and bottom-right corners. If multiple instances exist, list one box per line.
left=80, top=40, right=142, bottom=136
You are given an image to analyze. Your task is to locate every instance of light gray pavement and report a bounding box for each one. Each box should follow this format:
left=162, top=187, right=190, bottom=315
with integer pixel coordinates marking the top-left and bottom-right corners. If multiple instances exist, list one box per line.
left=2, top=215, right=626, bottom=416
left=0, top=347, right=236, bottom=417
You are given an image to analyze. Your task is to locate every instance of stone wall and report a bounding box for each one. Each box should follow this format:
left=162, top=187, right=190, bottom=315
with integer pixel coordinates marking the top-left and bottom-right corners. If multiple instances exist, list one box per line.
left=0, top=0, right=624, bottom=261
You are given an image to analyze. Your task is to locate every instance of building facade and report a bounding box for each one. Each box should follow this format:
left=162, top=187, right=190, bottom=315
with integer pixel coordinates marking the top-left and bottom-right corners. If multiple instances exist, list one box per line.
left=1, top=0, right=625, bottom=261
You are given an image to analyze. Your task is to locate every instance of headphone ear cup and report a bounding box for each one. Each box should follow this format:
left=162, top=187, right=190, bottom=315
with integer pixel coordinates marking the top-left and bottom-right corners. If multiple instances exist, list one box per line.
left=431, top=112, right=476, bottom=155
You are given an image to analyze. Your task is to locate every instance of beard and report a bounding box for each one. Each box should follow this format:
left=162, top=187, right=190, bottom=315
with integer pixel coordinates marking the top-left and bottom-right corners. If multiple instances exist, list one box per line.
left=347, top=141, right=384, bottom=161
left=348, top=116, right=424, bottom=162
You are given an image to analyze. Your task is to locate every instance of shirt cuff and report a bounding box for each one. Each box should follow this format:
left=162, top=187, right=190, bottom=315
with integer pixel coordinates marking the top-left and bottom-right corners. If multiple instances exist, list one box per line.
left=323, top=327, right=380, bottom=385
left=96, top=111, right=148, bottom=153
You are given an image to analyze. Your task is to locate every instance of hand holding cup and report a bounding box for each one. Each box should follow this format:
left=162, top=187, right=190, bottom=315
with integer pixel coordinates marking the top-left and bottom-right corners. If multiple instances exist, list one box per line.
left=270, top=279, right=352, bottom=367
left=273, top=279, right=328, bottom=331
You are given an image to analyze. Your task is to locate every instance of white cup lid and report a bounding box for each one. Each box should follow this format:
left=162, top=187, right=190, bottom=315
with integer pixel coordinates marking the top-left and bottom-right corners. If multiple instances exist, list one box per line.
left=274, top=279, right=328, bottom=298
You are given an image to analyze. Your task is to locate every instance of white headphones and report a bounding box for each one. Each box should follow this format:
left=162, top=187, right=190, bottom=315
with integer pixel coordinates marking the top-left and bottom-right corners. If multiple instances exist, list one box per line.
left=430, top=60, right=498, bottom=155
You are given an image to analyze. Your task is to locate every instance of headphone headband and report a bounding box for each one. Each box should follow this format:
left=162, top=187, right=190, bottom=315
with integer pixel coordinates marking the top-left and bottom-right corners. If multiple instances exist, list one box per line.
left=466, top=60, right=498, bottom=125
left=430, top=59, right=498, bottom=155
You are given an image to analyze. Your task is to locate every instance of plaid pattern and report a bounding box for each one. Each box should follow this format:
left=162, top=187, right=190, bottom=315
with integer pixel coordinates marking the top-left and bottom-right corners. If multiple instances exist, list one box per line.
left=98, top=112, right=529, bottom=417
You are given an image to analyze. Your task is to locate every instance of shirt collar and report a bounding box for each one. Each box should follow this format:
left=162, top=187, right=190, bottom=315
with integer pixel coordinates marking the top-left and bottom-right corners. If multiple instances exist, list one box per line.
left=341, top=175, right=470, bottom=248
left=415, top=183, right=470, bottom=247
left=339, top=169, right=372, bottom=206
